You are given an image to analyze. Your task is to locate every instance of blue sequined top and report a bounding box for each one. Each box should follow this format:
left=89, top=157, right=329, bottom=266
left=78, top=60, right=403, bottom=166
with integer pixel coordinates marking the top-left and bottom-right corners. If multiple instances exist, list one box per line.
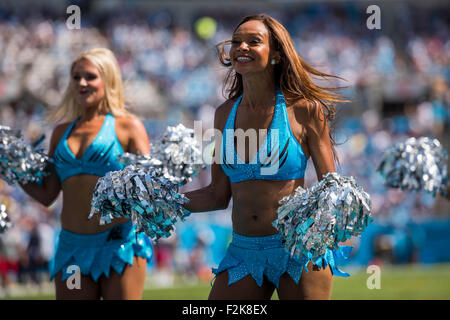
left=53, top=113, right=125, bottom=182
left=220, top=88, right=307, bottom=183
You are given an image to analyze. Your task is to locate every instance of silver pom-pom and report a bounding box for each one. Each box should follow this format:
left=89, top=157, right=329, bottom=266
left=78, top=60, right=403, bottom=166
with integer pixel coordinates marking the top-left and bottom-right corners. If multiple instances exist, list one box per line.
left=377, top=137, right=448, bottom=196
left=273, top=172, right=372, bottom=261
left=0, top=126, right=49, bottom=185
left=89, top=163, right=191, bottom=239
left=150, top=124, right=205, bottom=186
left=117, top=152, right=163, bottom=169
left=0, top=204, right=12, bottom=234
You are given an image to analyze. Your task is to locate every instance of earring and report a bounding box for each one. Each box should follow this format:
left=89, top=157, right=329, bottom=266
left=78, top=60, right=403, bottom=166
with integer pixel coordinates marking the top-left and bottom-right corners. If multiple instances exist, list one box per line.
left=270, top=59, right=276, bottom=65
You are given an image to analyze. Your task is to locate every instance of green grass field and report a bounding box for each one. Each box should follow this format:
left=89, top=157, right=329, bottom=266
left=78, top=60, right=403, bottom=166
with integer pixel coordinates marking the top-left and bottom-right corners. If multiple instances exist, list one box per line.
left=4, top=263, right=450, bottom=300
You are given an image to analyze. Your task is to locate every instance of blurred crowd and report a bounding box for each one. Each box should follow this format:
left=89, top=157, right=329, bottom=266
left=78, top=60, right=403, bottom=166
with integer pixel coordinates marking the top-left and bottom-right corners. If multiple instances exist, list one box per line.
left=0, top=1, right=449, bottom=294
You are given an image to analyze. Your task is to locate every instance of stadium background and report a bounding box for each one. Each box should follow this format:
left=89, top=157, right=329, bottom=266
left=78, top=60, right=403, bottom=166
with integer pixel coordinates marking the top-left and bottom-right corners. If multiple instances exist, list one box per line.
left=0, top=0, right=449, bottom=299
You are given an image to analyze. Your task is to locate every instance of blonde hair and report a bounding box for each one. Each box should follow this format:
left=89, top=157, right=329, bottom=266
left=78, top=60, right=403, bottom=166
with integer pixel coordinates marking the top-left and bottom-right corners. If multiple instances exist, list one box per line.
left=50, top=48, right=129, bottom=123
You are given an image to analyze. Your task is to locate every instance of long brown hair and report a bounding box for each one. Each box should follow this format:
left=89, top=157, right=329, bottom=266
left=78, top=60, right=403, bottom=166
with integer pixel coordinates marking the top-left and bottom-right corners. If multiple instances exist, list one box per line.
left=215, top=14, right=350, bottom=164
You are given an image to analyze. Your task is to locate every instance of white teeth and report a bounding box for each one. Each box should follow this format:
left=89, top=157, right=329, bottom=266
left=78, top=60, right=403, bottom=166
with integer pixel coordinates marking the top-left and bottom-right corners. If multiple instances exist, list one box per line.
left=236, top=56, right=252, bottom=62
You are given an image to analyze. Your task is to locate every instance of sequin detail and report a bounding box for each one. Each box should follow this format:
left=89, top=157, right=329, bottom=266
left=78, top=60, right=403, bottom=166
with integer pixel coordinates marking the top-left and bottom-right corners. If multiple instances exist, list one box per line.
left=49, top=221, right=153, bottom=282
left=220, top=87, right=307, bottom=183
left=212, top=232, right=352, bottom=288
left=53, top=113, right=125, bottom=182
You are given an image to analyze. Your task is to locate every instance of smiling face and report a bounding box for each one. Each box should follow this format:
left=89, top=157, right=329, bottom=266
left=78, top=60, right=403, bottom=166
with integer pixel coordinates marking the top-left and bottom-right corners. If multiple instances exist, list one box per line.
left=230, top=20, right=277, bottom=76
left=71, top=58, right=105, bottom=110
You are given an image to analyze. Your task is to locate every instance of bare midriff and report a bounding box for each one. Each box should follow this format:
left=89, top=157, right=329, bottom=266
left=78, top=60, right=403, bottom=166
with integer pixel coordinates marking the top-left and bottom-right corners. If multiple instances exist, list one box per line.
left=231, top=177, right=304, bottom=236
left=60, top=174, right=129, bottom=234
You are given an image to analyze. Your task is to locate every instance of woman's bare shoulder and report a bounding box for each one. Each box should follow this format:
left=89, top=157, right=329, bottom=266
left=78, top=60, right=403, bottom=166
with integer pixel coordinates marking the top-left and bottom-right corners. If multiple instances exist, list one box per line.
left=51, top=122, right=72, bottom=141
left=48, top=122, right=72, bottom=154
left=286, top=96, right=315, bottom=122
left=53, top=121, right=72, bottom=132
left=215, top=99, right=235, bottom=117
left=214, top=99, right=235, bottom=130
left=114, top=113, right=145, bottom=130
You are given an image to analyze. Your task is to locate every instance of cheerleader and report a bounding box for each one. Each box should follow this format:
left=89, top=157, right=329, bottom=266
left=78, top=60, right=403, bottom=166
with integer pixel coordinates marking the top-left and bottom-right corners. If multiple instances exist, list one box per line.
left=183, top=14, right=351, bottom=300
left=18, top=48, right=152, bottom=299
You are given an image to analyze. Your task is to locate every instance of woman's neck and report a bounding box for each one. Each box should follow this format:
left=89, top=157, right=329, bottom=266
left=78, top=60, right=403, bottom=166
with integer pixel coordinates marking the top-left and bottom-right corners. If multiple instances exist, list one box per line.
left=79, top=106, right=106, bottom=123
left=241, top=73, right=276, bottom=112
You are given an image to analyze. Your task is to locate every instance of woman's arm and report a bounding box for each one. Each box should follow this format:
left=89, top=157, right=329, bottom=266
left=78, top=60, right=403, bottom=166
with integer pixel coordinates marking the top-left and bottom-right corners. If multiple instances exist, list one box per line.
left=122, top=116, right=151, bottom=155
left=301, top=100, right=336, bottom=180
left=183, top=163, right=232, bottom=212
left=183, top=102, right=232, bottom=213
left=19, top=125, right=65, bottom=206
left=301, top=101, right=355, bottom=247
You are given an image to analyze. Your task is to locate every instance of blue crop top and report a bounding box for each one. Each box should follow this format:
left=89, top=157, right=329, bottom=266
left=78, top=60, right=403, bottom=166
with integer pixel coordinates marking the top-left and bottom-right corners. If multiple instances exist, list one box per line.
left=52, top=113, right=125, bottom=182
left=220, top=88, right=307, bottom=183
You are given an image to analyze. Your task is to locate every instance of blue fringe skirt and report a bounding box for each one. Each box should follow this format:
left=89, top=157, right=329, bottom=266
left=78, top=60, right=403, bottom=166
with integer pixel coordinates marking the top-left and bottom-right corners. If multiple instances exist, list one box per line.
left=212, top=232, right=352, bottom=288
left=49, top=221, right=153, bottom=282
